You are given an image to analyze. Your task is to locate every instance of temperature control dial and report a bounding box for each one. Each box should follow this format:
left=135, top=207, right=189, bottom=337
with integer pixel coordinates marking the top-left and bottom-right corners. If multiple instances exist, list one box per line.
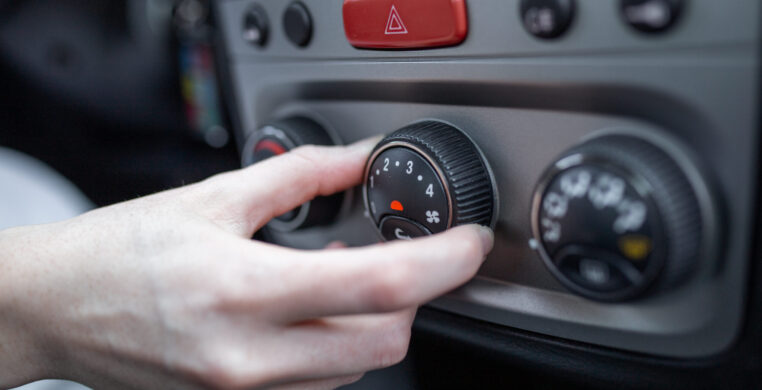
left=242, top=117, right=343, bottom=232
left=364, top=121, right=497, bottom=241
left=531, top=134, right=708, bottom=301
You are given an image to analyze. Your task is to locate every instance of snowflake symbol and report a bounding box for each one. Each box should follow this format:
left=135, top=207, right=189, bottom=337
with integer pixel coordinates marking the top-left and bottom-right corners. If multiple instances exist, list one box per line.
left=425, top=210, right=440, bottom=224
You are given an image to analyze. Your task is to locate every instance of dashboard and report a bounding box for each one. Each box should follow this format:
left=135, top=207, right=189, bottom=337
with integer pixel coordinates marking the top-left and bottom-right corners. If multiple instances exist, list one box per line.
left=1, top=0, right=758, bottom=388
left=213, top=0, right=762, bottom=388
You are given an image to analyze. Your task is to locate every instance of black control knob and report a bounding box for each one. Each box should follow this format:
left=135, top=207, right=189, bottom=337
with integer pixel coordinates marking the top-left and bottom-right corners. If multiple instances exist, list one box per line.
left=283, top=1, right=312, bottom=47
left=520, top=0, right=576, bottom=39
left=242, top=117, right=342, bottom=231
left=620, top=0, right=683, bottom=34
left=364, top=121, right=497, bottom=241
left=242, top=4, right=269, bottom=47
left=531, top=134, right=708, bottom=301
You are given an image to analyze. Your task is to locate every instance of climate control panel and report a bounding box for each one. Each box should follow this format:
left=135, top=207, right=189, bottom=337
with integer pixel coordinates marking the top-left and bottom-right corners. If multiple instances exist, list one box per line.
left=217, top=0, right=757, bottom=359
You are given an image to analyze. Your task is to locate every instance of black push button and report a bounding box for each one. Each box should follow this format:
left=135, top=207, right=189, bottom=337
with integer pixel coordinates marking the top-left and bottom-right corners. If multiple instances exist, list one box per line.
left=242, top=4, right=269, bottom=47
left=379, top=216, right=432, bottom=241
left=283, top=1, right=313, bottom=47
left=621, top=0, right=683, bottom=34
left=519, top=0, right=575, bottom=40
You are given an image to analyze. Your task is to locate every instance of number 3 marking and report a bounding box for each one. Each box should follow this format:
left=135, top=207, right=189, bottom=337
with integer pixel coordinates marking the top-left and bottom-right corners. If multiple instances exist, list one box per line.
left=406, top=161, right=413, bottom=174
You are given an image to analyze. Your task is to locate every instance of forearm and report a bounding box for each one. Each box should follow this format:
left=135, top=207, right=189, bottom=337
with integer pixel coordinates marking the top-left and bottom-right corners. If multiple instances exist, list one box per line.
left=0, top=225, right=56, bottom=387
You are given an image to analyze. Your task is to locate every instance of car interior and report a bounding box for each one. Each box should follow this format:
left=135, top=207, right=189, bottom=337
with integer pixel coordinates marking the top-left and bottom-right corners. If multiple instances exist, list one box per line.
left=1, top=0, right=760, bottom=389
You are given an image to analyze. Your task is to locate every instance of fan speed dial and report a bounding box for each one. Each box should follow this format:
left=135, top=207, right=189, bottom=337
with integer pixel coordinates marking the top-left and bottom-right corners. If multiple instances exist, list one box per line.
left=364, top=121, right=497, bottom=241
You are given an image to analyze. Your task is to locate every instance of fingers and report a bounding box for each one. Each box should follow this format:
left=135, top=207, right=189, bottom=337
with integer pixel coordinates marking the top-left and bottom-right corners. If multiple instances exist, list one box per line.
left=267, top=374, right=364, bottom=390
left=275, top=310, right=416, bottom=382
left=273, top=225, right=493, bottom=320
left=200, top=310, right=414, bottom=389
left=324, top=241, right=347, bottom=249
left=194, top=137, right=378, bottom=237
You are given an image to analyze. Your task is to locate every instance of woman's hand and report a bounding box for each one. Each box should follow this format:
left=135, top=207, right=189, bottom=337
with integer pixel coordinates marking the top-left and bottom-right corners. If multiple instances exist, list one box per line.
left=0, top=139, right=493, bottom=389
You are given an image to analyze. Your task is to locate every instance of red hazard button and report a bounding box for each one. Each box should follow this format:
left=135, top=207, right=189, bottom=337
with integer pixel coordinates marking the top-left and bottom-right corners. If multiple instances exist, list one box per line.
left=342, top=0, right=468, bottom=49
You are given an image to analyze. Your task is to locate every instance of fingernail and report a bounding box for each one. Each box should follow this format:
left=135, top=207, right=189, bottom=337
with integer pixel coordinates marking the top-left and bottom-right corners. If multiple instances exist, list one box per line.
left=324, top=240, right=347, bottom=249
left=476, top=225, right=494, bottom=255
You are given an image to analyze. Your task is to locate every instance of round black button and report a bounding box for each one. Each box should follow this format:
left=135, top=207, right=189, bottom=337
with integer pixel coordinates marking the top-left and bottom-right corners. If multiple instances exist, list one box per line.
left=243, top=4, right=269, bottom=47
left=283, top=1, right=313, bottom=47
left=620, top=0, right=683, bottom=34
left=379, top=216, right=432, bottom=241
left=519, top=0, right=576, bottom=40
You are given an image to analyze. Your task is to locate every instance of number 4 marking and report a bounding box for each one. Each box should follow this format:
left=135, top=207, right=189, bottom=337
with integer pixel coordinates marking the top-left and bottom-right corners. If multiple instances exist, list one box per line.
left=426, top=184, right=434, bottom=198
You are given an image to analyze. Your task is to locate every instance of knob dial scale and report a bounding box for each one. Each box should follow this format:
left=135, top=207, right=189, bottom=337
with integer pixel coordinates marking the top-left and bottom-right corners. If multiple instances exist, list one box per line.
left=363, top=121, right=498, bottom=241
left=531, top=133, right=716, bottom=301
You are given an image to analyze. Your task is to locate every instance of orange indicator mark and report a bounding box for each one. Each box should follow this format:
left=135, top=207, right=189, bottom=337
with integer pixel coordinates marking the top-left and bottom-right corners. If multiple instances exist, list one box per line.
left=390, top=200, right=404, bottom=211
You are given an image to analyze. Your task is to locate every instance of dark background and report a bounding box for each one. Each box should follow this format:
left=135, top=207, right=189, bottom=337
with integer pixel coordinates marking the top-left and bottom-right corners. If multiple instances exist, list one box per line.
left=0, top=0, right=238, bottom=207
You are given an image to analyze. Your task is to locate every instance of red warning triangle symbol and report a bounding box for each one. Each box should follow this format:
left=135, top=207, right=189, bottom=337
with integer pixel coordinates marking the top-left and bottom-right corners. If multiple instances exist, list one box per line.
left=384, top=5, right=408, bottom=35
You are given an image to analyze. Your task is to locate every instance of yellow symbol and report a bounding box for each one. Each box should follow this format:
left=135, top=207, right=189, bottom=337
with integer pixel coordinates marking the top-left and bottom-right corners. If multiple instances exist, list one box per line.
left=618, top=235, right=652, bottom=261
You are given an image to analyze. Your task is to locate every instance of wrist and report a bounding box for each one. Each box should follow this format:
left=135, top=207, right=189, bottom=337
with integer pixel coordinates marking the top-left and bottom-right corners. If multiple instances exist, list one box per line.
left=0, top=225, right=58, bottom=387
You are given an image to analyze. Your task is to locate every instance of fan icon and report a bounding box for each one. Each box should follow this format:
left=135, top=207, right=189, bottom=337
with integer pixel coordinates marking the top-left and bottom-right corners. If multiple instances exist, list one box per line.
left=425, top=210, right=440, bottom=223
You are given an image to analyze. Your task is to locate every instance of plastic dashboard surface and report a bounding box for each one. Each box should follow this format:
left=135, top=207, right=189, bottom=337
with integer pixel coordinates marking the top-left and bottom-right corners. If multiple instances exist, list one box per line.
left=215, top=0, right=760, bottom=358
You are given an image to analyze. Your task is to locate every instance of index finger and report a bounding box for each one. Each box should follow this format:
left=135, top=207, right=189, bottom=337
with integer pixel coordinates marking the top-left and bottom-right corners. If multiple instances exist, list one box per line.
left=194, top=137, right=379, bottom=237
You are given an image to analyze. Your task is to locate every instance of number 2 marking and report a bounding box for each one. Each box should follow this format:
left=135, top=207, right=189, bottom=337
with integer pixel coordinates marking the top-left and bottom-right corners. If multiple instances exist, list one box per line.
left=406, top=161, right=413, bottom=174
left=425, top=184, right=434, bottom=198
left=383, top=158, right=389, bottom=171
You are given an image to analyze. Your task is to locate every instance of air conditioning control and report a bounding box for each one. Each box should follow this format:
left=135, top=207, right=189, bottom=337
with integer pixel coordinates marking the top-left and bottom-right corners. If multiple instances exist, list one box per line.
left=364, top=121, right=497, bottom=241
left=242, top=117, right=343, bottom=231
left=531, top=134, right=711, bottom=301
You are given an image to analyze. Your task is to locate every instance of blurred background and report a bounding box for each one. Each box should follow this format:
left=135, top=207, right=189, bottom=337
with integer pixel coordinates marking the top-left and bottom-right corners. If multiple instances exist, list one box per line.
left=0, top=0, right=239, bottom=208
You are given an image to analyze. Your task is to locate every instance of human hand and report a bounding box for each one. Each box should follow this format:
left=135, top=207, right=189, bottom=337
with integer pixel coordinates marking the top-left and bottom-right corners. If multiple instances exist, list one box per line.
left=0, top=139, right=493, bottom=389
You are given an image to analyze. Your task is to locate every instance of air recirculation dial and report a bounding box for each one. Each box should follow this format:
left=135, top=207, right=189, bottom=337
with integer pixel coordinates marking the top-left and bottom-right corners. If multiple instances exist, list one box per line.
left=531, top=134, right=712, bottom=301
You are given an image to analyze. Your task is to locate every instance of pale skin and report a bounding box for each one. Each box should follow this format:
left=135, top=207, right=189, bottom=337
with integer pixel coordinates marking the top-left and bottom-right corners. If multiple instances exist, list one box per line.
left=0, top=138, right=494, bottom=389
